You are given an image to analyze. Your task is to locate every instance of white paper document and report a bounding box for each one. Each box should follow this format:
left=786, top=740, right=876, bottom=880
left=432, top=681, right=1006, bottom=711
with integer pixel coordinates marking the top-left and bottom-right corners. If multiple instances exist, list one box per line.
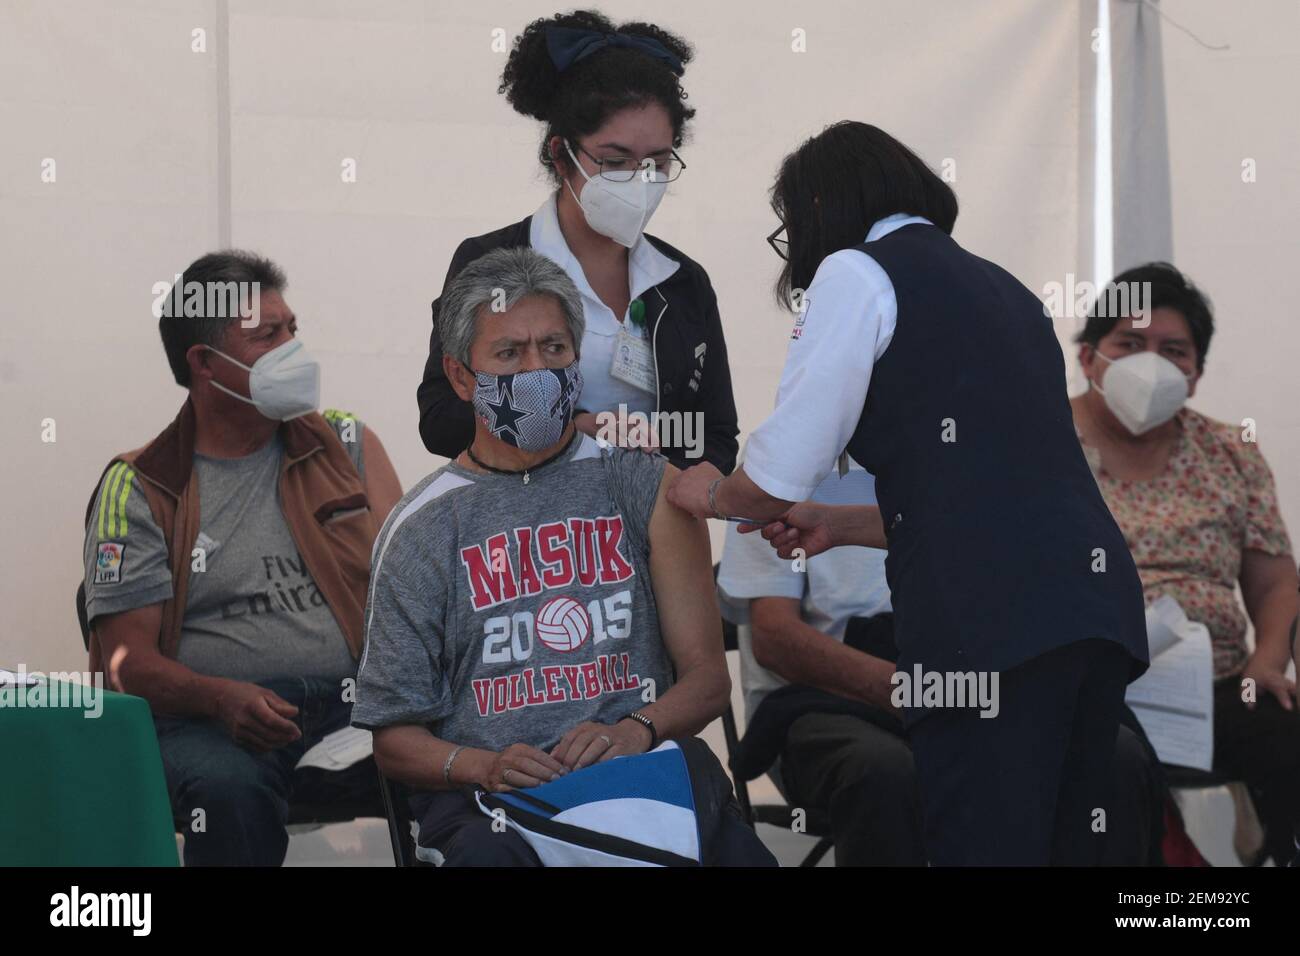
left=0, top=667, right=41, bottom=686
left=1124, top=598, right=1215, bottom=771
left=295, top=725, right=373, bottom=771
left=1143, top=594, right=1186, bottom=659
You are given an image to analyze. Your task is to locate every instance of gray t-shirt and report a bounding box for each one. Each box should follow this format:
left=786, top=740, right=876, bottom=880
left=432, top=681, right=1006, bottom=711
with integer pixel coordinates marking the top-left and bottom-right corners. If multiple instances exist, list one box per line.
left=82, top=412, right=366, bottom=683
left=352, top=434, right=671, bottom=753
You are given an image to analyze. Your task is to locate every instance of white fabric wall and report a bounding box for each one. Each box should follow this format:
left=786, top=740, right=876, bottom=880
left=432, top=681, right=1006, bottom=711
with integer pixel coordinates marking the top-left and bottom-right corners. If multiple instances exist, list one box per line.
left=1, top=0, right=219, bottom=672
left=3, top=0, right=1094, bottom=673
left=1156, top=0, right=1300, bottom=548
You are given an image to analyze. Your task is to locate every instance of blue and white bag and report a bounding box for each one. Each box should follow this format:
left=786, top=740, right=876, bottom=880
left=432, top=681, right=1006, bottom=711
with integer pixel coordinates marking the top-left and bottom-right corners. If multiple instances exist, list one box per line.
left=474, top=741, right=707, bottom=866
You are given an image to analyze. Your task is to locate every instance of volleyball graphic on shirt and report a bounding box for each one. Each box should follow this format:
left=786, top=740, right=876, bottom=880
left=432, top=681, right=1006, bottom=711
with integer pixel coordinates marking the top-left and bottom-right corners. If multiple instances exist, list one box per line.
left=536, top=596, right=592, bottom=652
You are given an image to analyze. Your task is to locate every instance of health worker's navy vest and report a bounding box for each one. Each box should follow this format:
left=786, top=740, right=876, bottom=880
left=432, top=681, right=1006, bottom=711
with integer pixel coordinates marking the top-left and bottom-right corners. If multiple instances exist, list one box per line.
left=845, top=224, right=1149, bottom=694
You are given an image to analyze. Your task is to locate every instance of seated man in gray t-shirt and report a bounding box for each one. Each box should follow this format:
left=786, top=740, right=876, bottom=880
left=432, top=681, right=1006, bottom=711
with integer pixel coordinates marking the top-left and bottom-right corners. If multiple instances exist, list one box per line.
left=82, top=250, right=404, bottom=866
left=352, top=247, right=774, bottom=866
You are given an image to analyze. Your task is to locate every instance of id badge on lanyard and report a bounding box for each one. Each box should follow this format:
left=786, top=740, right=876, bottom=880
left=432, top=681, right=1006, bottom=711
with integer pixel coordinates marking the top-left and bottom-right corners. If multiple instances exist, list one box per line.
left=609, top=297, right=657, bottom=395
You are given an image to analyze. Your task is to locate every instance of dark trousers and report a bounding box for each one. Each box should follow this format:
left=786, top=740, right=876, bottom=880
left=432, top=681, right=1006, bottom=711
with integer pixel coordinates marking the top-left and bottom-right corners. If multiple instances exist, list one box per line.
left=154, top=676, right=379, bottom=867
left=778, top=712, right=925, bottom=866
left=1213, top=676, right=1300, bottom=864
left=775, top=705, right=1155, bottom=866
left=908, top=638, right=1132, bottom=865
left=1104, top=721, right=1162, bottom=866
left=413, top=790, right=543, bottom=866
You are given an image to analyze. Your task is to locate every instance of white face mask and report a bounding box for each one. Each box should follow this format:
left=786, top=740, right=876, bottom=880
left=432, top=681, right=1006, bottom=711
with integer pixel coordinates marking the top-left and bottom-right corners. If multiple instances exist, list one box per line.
left=1092, top=350, right=1192, bottom=435
left=206, top=338, right=321, bottom=421
left=564, top=143, right=668, bottom=248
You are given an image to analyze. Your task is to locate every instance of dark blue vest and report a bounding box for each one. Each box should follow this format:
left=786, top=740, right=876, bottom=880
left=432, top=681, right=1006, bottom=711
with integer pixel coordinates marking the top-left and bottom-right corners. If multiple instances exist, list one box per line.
left=845, top=225, right=1149, bottom=690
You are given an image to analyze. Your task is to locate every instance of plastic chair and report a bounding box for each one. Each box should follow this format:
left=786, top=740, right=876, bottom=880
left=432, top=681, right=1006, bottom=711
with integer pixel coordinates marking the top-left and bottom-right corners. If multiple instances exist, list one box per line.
left=378, top=771, right=426, bottom=867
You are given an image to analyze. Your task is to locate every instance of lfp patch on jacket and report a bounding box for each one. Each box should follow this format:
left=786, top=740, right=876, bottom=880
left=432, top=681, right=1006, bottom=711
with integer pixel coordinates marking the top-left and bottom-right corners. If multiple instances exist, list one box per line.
left=475, top=741, right=701, bottom=866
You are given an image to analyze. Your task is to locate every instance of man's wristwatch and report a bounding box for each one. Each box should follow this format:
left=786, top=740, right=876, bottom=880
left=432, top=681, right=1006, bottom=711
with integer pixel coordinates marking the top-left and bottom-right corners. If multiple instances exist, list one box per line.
left=622, top=711, right=658, bottom=751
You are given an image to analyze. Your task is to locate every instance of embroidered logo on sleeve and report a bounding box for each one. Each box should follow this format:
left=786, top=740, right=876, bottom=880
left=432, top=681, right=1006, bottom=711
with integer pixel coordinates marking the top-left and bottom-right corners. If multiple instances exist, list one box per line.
left=95, top=542, right=126, bottom=585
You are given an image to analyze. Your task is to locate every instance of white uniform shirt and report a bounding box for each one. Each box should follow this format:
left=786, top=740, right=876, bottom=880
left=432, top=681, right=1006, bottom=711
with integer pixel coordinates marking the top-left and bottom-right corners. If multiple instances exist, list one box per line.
left=744, top=213, right=935, bottom=502
left=529, top=192, right=680, bottom=417
left=717, top=453, right=892, bottom=721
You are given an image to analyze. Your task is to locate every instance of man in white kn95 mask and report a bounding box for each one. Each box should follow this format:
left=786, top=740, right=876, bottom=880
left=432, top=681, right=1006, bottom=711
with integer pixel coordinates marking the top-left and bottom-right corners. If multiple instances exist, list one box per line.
left=80, top=250, right=404, bottom=866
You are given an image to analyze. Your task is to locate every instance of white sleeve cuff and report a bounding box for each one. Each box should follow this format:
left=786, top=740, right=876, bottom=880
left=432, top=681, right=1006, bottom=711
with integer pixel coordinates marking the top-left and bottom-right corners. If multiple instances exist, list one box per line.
left=742, top=460, right=821, bottom=505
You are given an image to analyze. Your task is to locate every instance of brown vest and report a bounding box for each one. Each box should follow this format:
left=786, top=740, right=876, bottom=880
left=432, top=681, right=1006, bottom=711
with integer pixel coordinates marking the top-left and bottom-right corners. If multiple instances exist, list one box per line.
left=84, top=400, right=379, bottom=676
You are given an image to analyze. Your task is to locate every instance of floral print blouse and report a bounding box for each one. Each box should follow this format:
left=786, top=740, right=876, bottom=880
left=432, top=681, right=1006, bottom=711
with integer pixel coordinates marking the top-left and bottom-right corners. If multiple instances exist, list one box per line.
left=1081, top=408, right=1293, bottom=679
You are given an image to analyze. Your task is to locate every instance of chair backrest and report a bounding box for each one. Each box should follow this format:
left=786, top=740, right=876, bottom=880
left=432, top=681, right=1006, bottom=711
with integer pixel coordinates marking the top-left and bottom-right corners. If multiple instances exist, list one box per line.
left=719, top=611, right=739, bottom=655
left=713, top=561, right=754, bottom=822
left=719, top=686, right=753, bottom=825
left=76, top=581, right=90, bottom=651
left=712, top=562, right=740, bottom=653
left=378, top=771, right=419, bottom=867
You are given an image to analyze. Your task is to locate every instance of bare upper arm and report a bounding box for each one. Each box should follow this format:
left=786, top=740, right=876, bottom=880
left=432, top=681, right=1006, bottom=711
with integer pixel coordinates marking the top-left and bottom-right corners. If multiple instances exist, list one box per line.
left=371, top=723, right=428, bottom=774
left=94, top=602, right=164, bottom=692
left=362, top=427, right=403, bottom=524
left=1241, top=550, right=1298, bottom=589
left=647, top=463, right=724, bottom=675
left=1240, top=549, right=1299, bottom=627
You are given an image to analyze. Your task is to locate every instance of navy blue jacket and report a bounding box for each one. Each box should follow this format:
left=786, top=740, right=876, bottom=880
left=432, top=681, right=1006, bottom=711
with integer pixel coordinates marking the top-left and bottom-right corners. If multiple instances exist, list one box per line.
left=845, top=224, right=1149, bottom=697
left=418, top=217, right=739, bottom=473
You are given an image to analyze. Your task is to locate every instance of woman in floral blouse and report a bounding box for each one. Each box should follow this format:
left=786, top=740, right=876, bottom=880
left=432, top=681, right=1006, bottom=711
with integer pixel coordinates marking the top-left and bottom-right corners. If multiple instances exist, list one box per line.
left=1071, top=262, right=1299, bottom=865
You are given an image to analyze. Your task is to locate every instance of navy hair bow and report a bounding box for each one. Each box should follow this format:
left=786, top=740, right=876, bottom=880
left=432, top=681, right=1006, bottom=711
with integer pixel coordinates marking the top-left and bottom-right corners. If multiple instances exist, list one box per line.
left=545, top=25, right=684, bottom=76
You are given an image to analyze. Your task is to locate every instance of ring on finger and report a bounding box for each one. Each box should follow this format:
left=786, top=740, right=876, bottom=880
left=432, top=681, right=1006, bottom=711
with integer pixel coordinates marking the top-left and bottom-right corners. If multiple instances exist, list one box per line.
left=598, top=734, right=612, bottom=746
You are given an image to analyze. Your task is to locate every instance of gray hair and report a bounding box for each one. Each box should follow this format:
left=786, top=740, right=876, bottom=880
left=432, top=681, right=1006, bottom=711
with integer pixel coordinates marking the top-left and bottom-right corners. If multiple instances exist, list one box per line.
left=439, top=247, right=585, bottom=366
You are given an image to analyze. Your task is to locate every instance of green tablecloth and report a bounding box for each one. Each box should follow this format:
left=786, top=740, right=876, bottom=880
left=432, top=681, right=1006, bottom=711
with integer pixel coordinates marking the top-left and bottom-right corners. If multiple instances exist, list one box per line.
left=1, top=676, right=178, bottom=866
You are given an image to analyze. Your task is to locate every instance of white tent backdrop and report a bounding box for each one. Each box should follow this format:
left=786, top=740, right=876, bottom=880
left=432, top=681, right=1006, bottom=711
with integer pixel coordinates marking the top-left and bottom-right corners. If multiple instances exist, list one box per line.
left=1156, top=0, right=1300, bottom=553
left=3, top=0, right=1287, bottom=678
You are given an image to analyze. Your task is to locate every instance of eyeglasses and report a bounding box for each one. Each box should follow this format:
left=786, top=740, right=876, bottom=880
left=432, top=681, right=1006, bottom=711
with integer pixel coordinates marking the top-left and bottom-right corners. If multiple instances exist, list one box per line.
left=767, top=224, right=789, bottom=260
left=569, top=141, right=686, bottom=183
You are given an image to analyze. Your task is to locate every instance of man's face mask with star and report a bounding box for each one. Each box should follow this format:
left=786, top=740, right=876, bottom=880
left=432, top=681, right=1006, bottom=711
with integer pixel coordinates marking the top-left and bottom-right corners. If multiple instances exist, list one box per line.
left=448, top=294, right=584, bottom=452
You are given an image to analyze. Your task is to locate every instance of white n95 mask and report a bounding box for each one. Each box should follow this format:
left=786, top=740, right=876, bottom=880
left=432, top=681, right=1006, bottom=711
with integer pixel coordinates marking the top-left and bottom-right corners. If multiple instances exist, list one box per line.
left=1092, top=350, right=1191, bottom=435
left=564, top=143, right=668, bottom=248
left=206, top=339, right=321, bottom=421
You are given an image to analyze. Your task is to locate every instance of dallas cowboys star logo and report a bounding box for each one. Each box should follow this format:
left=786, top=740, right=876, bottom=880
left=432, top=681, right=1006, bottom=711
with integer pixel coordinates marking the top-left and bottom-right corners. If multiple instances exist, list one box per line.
left=483, top=375, right=531, bottom=444
left=548, top=367, right=573, bottom=419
